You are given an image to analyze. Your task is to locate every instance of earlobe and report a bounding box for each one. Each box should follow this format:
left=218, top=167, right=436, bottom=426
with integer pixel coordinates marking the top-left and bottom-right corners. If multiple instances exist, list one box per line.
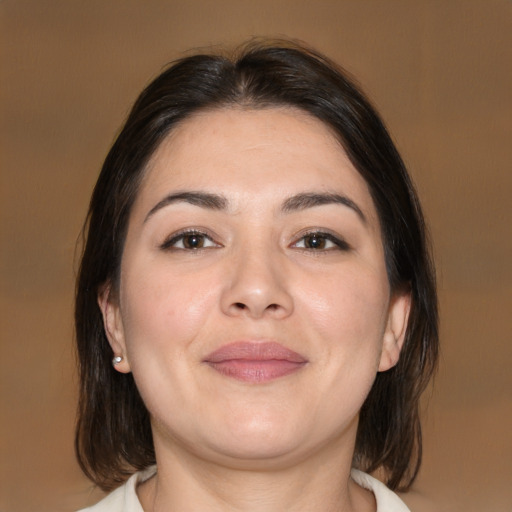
left=97, top=282, right=131, bottom=373
left=378, top=290, right=411, bottom=372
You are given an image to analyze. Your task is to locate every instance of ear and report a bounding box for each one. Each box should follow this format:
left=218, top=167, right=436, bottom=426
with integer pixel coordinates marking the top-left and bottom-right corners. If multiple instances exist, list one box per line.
left=378, top=289, right=411, bottom=372
left=97, top=282, right=131, bottom=373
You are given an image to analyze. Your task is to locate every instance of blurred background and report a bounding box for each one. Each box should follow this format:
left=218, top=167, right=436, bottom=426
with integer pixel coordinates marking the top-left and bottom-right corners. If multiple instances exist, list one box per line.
left=1, top=1, right=511, bottom=511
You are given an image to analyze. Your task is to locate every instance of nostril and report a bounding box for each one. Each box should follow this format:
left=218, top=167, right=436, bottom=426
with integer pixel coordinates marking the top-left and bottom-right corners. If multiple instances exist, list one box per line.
left=234, top=302, right=246, bottom=309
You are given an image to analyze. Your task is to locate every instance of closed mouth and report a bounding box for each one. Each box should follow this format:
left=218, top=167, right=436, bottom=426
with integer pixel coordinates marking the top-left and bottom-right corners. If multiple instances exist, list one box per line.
left=204, top=341, right=308, bottom=383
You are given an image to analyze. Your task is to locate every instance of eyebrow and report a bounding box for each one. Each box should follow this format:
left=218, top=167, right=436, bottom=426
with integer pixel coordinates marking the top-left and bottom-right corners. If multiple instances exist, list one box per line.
left=281, top=192, right=366, bottom=222
left=144, top=190, right=366, bottom=223
left=144, top=191, right=228, bottom=222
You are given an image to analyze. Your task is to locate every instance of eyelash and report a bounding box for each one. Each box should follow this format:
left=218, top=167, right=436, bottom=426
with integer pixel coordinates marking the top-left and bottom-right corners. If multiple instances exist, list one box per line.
left=291, top=231, right=350, bottom=251
left=161, top=229, right=349, bottom=253
left=160, top=229, right=220, bottom=251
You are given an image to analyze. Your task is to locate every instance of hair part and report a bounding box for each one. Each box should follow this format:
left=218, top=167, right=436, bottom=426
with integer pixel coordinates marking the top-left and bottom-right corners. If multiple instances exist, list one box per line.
left=75, top=39, right=438, bottom=492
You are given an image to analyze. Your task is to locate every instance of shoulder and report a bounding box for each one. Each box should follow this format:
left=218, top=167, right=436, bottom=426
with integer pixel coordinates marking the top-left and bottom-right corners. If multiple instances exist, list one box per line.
left=76, top=467, right=156, bottom=512
left=76, top=484, right=129, bottom=512
left=351, top=469, right=411, bottom=512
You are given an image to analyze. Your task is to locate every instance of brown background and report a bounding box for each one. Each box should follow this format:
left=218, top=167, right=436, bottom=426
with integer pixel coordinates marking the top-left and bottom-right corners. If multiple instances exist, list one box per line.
left=1, top=1, right=511, bottom=511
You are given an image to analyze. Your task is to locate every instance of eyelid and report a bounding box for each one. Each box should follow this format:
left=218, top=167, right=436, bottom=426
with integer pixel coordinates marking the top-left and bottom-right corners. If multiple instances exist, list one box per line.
left=290, top=229, right=351, bottom=251
left=160, top=228, right=222, bottom=250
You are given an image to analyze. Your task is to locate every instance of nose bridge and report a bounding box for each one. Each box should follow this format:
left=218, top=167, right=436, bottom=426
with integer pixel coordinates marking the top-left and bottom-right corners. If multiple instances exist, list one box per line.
left=221, top=235, right=293, bottom=319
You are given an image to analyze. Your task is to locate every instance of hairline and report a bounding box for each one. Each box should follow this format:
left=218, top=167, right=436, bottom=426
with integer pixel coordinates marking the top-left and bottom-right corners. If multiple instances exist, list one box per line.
left=113, top=102, right=389, bottom=284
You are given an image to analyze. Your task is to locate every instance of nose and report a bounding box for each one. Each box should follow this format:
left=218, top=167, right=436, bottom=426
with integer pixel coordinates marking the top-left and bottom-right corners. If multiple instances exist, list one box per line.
left=220, top=246, right=294, bottom=320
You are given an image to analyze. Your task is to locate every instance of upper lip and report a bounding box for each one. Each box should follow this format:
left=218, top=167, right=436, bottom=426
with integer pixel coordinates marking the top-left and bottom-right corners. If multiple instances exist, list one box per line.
left=204, top=341, right=308, bottom=363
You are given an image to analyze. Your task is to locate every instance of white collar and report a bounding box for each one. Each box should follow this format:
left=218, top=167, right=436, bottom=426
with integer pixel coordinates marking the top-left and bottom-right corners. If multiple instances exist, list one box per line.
left=82, top=466, right=410, bottom=511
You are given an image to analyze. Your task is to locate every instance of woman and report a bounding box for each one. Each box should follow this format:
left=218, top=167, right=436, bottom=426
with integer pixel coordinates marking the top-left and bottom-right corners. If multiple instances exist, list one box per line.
left=75, top=40, right=438, bottom=511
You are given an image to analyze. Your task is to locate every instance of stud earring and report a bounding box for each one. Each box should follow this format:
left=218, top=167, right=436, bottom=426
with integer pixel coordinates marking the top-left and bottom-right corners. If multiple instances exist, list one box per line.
left=112, top=355, right=123, bottom=366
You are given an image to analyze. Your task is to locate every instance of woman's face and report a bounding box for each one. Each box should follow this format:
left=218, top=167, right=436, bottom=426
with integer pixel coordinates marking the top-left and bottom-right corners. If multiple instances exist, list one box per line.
left=100, top=107, right=409, bottom=468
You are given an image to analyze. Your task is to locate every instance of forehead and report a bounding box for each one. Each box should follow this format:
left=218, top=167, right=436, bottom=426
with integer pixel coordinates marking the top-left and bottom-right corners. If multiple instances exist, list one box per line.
left=136, top=107, right=378, bottom=222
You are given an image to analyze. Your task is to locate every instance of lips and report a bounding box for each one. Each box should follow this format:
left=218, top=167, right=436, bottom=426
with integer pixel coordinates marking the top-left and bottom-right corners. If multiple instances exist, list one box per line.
left=203, top=341, right=308, bottom=383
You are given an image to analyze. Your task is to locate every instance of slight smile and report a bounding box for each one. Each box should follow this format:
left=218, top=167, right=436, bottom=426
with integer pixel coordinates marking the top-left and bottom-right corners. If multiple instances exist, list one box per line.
left=204, top=341, right=309, bottom=383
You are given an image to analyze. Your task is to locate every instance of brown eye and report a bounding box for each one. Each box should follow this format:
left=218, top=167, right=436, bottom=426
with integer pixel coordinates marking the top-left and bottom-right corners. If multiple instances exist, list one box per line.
left=161, top=231, right=219, bottom=250
left=303, top=234, right=327, bottom=249
left=182, top=234, right=205, bottom=249
left=292, top=231, right=350, bottom=251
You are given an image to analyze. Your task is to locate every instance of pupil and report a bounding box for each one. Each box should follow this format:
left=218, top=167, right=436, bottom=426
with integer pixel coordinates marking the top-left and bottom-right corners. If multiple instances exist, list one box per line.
left=184, top=235, right=203, bottom=248
left=306, top=235, right=325, bottom=249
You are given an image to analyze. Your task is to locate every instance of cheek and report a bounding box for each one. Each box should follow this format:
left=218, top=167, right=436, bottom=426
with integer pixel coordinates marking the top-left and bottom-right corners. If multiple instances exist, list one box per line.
left=295, top=264, right=390, bottom=417
left=117, top=266, right=220, bottom=420
left=298, top=267, right=390, bottom=348
left=119, top=262, right=219, bottom=358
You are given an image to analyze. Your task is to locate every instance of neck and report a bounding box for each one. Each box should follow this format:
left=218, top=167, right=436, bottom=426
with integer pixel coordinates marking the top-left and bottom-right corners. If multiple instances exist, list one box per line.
left=138, top=426, right=375, bottom=512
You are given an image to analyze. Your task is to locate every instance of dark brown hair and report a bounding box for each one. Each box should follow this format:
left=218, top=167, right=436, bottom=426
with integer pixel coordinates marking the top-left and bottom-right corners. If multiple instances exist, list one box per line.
left=75, top=40, right=438, bottom=492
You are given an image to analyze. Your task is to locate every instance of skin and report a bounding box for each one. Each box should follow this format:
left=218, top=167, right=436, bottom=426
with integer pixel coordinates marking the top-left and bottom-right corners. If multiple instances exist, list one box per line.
left=99, top=107, right=410, bottom=512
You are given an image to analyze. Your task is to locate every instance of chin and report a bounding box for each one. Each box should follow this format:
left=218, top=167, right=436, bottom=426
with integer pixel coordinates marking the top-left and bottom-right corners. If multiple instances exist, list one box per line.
left=202, top=411, right=312, bottom=464
left=207, top=438, right=305, bottom=469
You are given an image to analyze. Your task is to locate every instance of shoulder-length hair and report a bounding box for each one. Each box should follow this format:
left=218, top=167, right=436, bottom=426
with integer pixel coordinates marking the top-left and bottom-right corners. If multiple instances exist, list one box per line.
left=75, top=39, right=438, bottom=492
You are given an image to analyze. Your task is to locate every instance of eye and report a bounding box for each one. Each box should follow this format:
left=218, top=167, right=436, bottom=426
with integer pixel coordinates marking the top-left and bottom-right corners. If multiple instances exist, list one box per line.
left=161, top=230, right=219, bottom=250
left=292, top=231, right=349, bottom=251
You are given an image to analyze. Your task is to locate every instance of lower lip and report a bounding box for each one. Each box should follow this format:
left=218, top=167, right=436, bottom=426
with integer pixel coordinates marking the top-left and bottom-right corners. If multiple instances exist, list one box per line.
left=206, top=360, right=306, bottom=383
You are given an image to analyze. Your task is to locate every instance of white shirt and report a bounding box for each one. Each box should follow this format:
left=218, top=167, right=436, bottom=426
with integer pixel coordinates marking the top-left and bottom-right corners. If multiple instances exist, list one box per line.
left=78, top=466, right=410, bottom=511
